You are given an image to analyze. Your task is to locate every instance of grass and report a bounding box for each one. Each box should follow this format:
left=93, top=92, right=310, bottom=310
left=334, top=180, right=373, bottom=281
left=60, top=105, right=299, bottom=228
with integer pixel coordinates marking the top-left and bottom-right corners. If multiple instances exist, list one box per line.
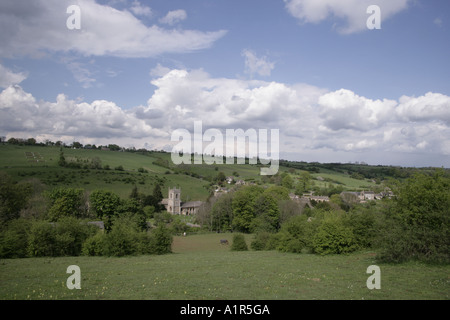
left=0, top=144, right=383, bottom=201
left=0, top=145, right=210, bottom=200
left=0, top=233, right=448, bottom=300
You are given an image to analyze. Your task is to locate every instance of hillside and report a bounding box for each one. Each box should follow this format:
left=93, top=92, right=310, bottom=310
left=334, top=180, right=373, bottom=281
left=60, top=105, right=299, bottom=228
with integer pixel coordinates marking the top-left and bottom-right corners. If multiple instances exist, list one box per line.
left=0, top=143, right=443, bottom=201
left=0, top=144, right=209, bottom=200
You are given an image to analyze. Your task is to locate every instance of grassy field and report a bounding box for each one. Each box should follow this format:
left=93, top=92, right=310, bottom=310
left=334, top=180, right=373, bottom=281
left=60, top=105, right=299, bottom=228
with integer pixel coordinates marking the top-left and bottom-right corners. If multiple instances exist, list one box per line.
left=0, top=145, right=211, bottom=200
left=0, top=144, right=381, bottom=204
left=0, top=233, right=448, bottom=300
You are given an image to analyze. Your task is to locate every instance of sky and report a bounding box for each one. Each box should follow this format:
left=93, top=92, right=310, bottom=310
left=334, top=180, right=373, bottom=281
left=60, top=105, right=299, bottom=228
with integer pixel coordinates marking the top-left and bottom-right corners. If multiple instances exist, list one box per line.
left=0, top=0, right=449, bottom=168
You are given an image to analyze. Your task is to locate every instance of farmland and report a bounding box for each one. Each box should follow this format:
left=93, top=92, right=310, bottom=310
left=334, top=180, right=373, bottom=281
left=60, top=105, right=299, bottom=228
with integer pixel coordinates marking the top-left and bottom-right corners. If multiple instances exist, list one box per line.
left=0, top=233, right=448, bottom=300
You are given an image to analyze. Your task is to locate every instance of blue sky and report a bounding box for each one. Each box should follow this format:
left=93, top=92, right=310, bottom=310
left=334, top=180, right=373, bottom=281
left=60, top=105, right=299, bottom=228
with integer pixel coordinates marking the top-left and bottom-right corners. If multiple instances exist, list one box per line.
left=1, top=0, right=449, bottom=167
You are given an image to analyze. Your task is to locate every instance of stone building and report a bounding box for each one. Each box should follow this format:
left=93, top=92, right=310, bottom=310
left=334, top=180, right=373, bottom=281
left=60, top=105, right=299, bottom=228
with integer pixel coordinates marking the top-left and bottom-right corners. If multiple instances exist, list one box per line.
left=161, top=187, right=203, bottom=215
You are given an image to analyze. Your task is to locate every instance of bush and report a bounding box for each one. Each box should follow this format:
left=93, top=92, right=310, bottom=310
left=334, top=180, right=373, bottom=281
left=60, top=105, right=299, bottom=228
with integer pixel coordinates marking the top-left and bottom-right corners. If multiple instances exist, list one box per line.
left=0, top=219, right=32, bottom=258
left=46, top=188, right=87, bottom=221
left=344, top=207, right=378, bottom=249
left=231, top=234, right=248, bottom=251
left=55, top=217, right=97, bottom=256
left=146, top=224, right=173, bottom=255
left=27, top=218, right=96, bottom=257
left=102, top=216, right=140, bottom=257
left=250, top=232, right=272, bottom=251
left=312, top=215, right=357, bottom=255
left=27, top=220, right=57, bottom=257
left=376, top=170, right=450, bottom=263
left=274, top=215, right=313, bottom=253
left=82, top=217, right=172, bottom=257
left=82, top=232, right=105, bottom=256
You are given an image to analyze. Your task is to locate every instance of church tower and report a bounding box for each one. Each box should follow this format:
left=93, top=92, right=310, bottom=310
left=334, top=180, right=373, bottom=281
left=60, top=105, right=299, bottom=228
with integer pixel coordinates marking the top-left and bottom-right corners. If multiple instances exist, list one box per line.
left=167, top=187, right=181, bottom=214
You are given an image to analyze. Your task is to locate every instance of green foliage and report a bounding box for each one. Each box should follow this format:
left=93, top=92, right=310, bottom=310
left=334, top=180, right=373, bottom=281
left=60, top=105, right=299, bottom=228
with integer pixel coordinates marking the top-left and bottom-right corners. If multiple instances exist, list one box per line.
left=251, top=193, right=280, bottom=233
left=250, top=232, right=271, bottom=251
left=58, top=148, right=66, bottom=167
left=263, top=185, right=290, bottom=202
left=0, top=218, right=32, bottom=258
left=274, top=215, right=312, bottom=253
left=211, top=192, right=233, bottom=232
left=231, top=185, right=264, bottom=232
left=81, top=231, right=105, bottom=256
left=231, top=234, right=248, bottom=251
left=82, top=217, right=172, bottom=257
left=46, top=187, right=86, bottom=221
left=27, top=220, right=57, bottom=257
left=89, top=190, right=121, bottom=219
left=27, top=218, right=96, bottom=257
left=376, top=170, right=450, bottom=263
left=345, top=206, right=378, bottom=249
left=147, top=224, right=173, bottom=255
left=0, top=172, right=33, bottom=223
left=312, top=214, right=358, bottom=255
left=102, top=216, right=141, bottom=256
left=281, top=174, right=294, bottom=190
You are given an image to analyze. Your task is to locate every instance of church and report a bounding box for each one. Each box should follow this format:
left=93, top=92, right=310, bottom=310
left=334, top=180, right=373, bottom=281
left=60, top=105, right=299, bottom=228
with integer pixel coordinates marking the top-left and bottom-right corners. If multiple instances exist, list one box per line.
left=161, top=187, right=203, bottom=215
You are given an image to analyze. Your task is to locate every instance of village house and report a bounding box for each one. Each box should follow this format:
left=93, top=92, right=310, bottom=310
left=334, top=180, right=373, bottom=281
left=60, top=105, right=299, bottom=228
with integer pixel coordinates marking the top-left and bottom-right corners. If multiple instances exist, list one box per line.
left=360, top=190, right=375, bottom=201
left=340, top=189, right=394, bottom=203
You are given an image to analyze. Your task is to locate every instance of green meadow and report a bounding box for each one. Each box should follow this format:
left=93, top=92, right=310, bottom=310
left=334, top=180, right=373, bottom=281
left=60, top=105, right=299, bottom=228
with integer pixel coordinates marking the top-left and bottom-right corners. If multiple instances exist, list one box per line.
left=0, top=144, right=383, bottom=200
left=0, top=233, right=448, bottom=300
left=0, top=145, right=210, bottom=200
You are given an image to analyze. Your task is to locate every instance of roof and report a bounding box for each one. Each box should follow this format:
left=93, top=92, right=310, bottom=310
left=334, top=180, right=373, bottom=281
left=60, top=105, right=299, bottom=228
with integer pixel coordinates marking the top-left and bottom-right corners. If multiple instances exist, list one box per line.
left=181, top=201, right=203, bottom=208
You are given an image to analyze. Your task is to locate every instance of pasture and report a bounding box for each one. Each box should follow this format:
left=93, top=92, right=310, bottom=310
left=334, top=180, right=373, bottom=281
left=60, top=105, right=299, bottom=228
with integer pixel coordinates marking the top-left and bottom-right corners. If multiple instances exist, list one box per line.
left=0, top=233, right=448, bottom=300
left=0, top=145, right=210, bottom=200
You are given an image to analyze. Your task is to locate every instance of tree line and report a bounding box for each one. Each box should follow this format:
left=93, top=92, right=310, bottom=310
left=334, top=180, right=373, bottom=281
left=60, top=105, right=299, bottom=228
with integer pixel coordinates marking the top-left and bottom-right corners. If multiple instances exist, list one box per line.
left=0, top=172, right=172, bottom=258
left=195, top=169, right=449, bottom=263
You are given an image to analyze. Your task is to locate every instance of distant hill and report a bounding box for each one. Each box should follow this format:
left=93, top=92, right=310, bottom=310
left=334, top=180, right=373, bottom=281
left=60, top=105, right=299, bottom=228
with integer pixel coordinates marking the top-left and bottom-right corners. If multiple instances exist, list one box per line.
left=0, top=143, right=446, bottom=201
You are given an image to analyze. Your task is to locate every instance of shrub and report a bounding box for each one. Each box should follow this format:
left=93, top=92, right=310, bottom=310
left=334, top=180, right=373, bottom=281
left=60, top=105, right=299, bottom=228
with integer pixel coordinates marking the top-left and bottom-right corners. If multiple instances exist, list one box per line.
left=82, top=232, right=105, bottom=256
left=27, top=220, right=57, bottom=257
left=274, top=215, right=313, bottom=253
left=102, top=217, right=139, bottom=257
left=344, top=207, right=378, bottom=249
left=0, top=219, right=32, bottom=258
left=231, top=234, right=248, bottom=251
left=250, top=232, right=272, bottom=251
left=146, top=224, right=173, bottom=255
left=376, top=170, right=450, bottom=263
left=46, top=188, right=87, bottom=221
left=312, top=215, right=357, bottom=255
left=54, top=217, right=97, bottom=256
left=86, top=216, right=173, bottom=257
left=27, top=218, right=96, bottom=257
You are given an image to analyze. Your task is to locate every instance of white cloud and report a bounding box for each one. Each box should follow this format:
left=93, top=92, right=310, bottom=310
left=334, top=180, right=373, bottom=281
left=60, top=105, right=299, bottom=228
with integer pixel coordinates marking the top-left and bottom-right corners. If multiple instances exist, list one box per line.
left=0, top=0, right=226, bottom=58
left=0, top=85, right=167, bottom=145
left=129, top=1, right=152, bottom=17
left=284, top=0, right=410, bottom=34
left=396, top=92, right=450, bottom=124
left=1, top=69, right=449, bottom=167
left=159, top=9, right=187, bottom=26
left=0, top=64, right=28, bottom=88
left=318, top=89, right=397, bottom=131
left=242, top=49, right=275, bottom=78
left=143, top=68, right=300, bottom=131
